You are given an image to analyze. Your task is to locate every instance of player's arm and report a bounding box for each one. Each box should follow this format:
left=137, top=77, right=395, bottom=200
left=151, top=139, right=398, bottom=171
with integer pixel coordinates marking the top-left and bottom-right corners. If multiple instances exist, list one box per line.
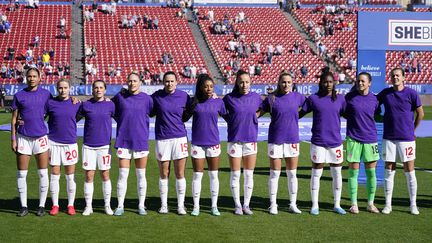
left=414, top=105, right=424, bottom=132
left=11, top=109, right=18, bottom=152
left=298, top=109, right=308, bottom=119
left=256, top=109, right=265, bottom=118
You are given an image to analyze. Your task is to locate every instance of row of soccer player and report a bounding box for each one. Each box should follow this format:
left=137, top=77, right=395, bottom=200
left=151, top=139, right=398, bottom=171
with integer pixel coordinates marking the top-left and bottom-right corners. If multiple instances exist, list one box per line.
left=11, top=67, right=423, bottom=217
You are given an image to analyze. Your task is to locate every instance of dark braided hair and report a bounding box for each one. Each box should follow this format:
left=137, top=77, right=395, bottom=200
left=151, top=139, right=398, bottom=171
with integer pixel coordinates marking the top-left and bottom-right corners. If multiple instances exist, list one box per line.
left=317, top=71, right=337, bottom=101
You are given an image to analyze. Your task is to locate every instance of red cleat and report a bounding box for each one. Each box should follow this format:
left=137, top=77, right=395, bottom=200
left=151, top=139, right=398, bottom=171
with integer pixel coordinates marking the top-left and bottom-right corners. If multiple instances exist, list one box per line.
left=67, top=206, right=76, bottom=215
left=50, top=205, right=59, bottom=216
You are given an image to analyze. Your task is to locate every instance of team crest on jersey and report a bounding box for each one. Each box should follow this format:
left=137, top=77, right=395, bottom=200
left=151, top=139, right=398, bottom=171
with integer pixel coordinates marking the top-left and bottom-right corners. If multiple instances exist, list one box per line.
left=193, top=150, right=197, bottom=155
left=230, top=149, right=236, bottom=154
left=270, top=150, right=274, bottom=155
left=19, top=146, right=24, bottom=151
left=349, top=154, right=352, bottom=158
left=118, top=150, right=122, bottom=155
left=313, top=155, right=317, bottom=160
left=84, top=162, right=88, bottom=166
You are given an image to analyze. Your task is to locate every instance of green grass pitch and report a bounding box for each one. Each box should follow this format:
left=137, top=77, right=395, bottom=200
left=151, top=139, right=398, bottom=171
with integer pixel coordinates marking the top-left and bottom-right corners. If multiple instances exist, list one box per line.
left=0, top=115, right=431, bottom=242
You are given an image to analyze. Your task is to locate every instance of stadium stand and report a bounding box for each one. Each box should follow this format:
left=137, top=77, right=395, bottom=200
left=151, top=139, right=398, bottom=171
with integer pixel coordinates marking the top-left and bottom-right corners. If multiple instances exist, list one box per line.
left=198, top=6, right=326, bottom=84
left=0, top=4, right=71, bottom=84
left=84, top=5, right=207, bottom=84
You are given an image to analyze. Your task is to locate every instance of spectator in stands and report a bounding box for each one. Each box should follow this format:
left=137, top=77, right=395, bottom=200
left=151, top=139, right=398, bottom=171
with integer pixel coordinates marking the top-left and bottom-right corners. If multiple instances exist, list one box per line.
left=255, top=64, right=262, bottom=76
left=26, top=0, right=36, bottom=9
left=84, top=9, right=91, bottom=22
left=143, top=68, right=151, bottom=85
left=336, top=46, right=345, bottom=59
left=85, top=63, right=93, bottom=76
left=153, top=17, right=159, bottom=30
left=228, top=39, right=238, bottom=52
left=115, top=67, right=122, bottom=77
left=275, top=44, right=284, bottom=56
left=417, top=61, right=422, bottom=73
left=248, top=65, right=255, bottom=77
left=0, top=63, right=7, bottom=78
left=4, top=21, right=11, bottom=34
left=199, top=66, right=208, bottom=75
left=300, top=65, right=308, bottom=78
left=109, top=0, right=117, bottom=15
left=57, top=62, right=64, bottom=77
left=45, top=63, right=53, bottom=76
left=190, top=64, right=197, bottom=79
left=7, top=47, right=15, bottom=60
left=59, top=16, right=66, bottom=29
left=25, top=48, right=33, bottom=62
left=318, top=43, right=326, bottom=57
left=162, top=52, right=169, bottom=65
left=59, top=27, right=67, bottom=39
left=208, top=9, right=214, bottom=21
left=32, top=36, right=40, bottom=47
left=85, top=45, right=92, bottom=58
left=90, top=46, right=97, bottom=59
left=91, top=64, right=97, bottom=76
left=348, top=57, right=356, bottom=70
left=238, top=11, right=246, bottom=23
left=0, top=85, right=5, bottom=108
left=338, top=70, right=346, bottom=83
left=183, top=64, right=191, bottom=78
left=42, top=51, right=50, bottom=67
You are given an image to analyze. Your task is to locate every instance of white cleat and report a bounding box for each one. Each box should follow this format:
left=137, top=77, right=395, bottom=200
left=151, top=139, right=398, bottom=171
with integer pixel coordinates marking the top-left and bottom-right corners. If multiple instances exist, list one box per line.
left=410, top=206, right=420, bottom=215
left=289, top=205, right=302, bottom=214
left=381, top=206, right=392, bottom=215
left=82, top=207, right=93, bottom=216
left=177, top=206, right=187, bottom=215
left=104, top=206, right=114, bottom=216
left=158, top=206, right=169, bottom=214
left=268, top=204, right=278, bottom=215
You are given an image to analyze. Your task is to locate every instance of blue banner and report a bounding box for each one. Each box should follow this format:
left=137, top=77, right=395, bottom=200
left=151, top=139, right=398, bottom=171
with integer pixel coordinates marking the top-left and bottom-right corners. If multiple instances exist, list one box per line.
left=357, top=50, right=387, bottom=93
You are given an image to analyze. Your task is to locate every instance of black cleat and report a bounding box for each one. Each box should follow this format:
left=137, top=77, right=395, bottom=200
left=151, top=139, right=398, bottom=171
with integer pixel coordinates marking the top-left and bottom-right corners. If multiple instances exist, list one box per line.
left=17, top=207, right=29, bottom=217
left=36, top=207, right=45, bottom=217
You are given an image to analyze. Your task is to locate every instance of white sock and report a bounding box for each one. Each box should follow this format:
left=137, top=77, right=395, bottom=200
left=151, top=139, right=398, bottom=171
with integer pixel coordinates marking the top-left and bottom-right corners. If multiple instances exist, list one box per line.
left=117, top=168, right=129, bottom=208
left=102, top=180, right=112, bottom=207
left=17, top=170, right=28, bottom=208
left=330, top=166, right=342, bottom=208
left=208, top=170, right=219, bottom=208
left=310, top=168, right=323, bottom=209
left=384, top=169, right=395, bottom=208
left=159, top=178, right=168, bottom=207
left=38, top=169, right=49, bottom=207
left=243, top=169, right=254, bottom=207
left=286, top=169, right=298, bottom=206
left=268, top=169, right=281, bottom=206
left=192, top=172, right=203, bottom=209
left=50, top=174, right=60, bottom=207
left=230, top=170, right=241, bottom=208
left=84, top=182, right=94, bottom=208
left=136, top=169, right=147, bottom=208
left=405, top=171, right=417, bottom=207
left=176, top=178, right=186, bottom=208
left=65, top=174, right=76, bottom=207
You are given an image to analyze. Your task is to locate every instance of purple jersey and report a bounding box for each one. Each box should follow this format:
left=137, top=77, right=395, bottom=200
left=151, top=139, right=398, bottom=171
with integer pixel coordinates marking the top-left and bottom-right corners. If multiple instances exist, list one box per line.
left=223, top=91, right=262, bottom=143
left=191, top=98, right=227, bottom=146
left=262, top=92, right=306, bottom=144
left=80, top=99, right=115, bottom=147
left=301, top=94, right=346, bottom=147
left=345, top=90, right=379, bottom=143
left=11, top=87, right=52, bottom=138
left=112, top=92, right=153, bottom=151
left=377, top=87, right=422, bottom=141
left=46, top=98, right=81, bottom=144
left=152, top=89, right=191, bottom=140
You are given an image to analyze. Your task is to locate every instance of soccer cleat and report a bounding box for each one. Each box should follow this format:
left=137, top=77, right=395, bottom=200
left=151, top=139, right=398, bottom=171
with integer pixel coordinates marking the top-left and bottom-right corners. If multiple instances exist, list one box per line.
left=289, top=205, right=302, bottom=214
left=82, top=207, right=93, bottom=216
left=158, top=206, right=168, bottom=214
left=333, top=207, right=347, bottom=215
left=211, top=207, right=221, bottom=216
left=138, top=207, right=147, bottom=216
left=310, top=207, right=319, bottom=215
left=410, top=206, right=419, bottom=215
left=349, top=205, right=359, bottom=214
left=49, top=205, right=59, bottom=216
left=36, top=207, right=46, bottom=217
left=191, top=207, right=200, bottom=216
left=268, top=204, right=278, bottom=215
left=381, top=206, right=392, bottom=215
left=234, top=207, right=243, bottom=215
left=242, top=206, right=253, bottom=215
left=17, top=207, right=29, bottom=217
left=366, top=205, right=380, bottom=214
left=67, top=206, right=76, bottom=215
left=177, top=207, right=187, bottom=215
left=104, top=206, right=114, bottom=216
left=114, top=207, right=124, bottom=216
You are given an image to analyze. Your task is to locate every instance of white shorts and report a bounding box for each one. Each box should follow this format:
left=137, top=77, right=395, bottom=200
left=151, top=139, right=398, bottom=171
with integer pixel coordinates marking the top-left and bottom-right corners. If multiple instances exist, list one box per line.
left=116, top=148, right=149, bottom=160
left=191, top=144, right=221, bottom=159
left=310, top=144, right=343, bottom=164
left=227, top=142, right=257, bottom=158
left=17, top=134, right=49, bottom=155
left=382, top=139, right=416, bottom=163
left=82, top=145, right=111, bottom=170
left=49, top=140, right=79, bottom=166
left=268, top=143, right=300, bottom=159
left=156, top=137, right=188, bottom=161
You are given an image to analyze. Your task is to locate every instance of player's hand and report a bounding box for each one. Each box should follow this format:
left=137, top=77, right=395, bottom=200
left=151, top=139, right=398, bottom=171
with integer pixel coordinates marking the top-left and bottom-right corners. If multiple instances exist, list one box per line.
left=11, top=140, right=17, bottom=152
left=17, top=119, right=24, bottom=126
left=71, top=96, right=81, bottom=104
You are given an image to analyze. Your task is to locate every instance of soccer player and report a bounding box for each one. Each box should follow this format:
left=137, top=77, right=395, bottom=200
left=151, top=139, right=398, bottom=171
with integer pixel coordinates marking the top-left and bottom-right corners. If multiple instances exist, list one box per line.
left=152, top=71, right=191, bottom=215
left=260, top=72, right=305, bottom=215
left=46, top=79, right=81, bottom=216
left=183, top=74, right=227, bottom=216
left=345, top=72, right=380, bottom=214
left=223, top=70, right=263, bottom=215
left=112, top=72, right=153, bottom=216
left=11, top=68, right=51, bottom=217
left=80, top=80, right=115, bottom=216
left=300, top=72, right=346, bottom=215
left=378, top=67, right=424, bottom=215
